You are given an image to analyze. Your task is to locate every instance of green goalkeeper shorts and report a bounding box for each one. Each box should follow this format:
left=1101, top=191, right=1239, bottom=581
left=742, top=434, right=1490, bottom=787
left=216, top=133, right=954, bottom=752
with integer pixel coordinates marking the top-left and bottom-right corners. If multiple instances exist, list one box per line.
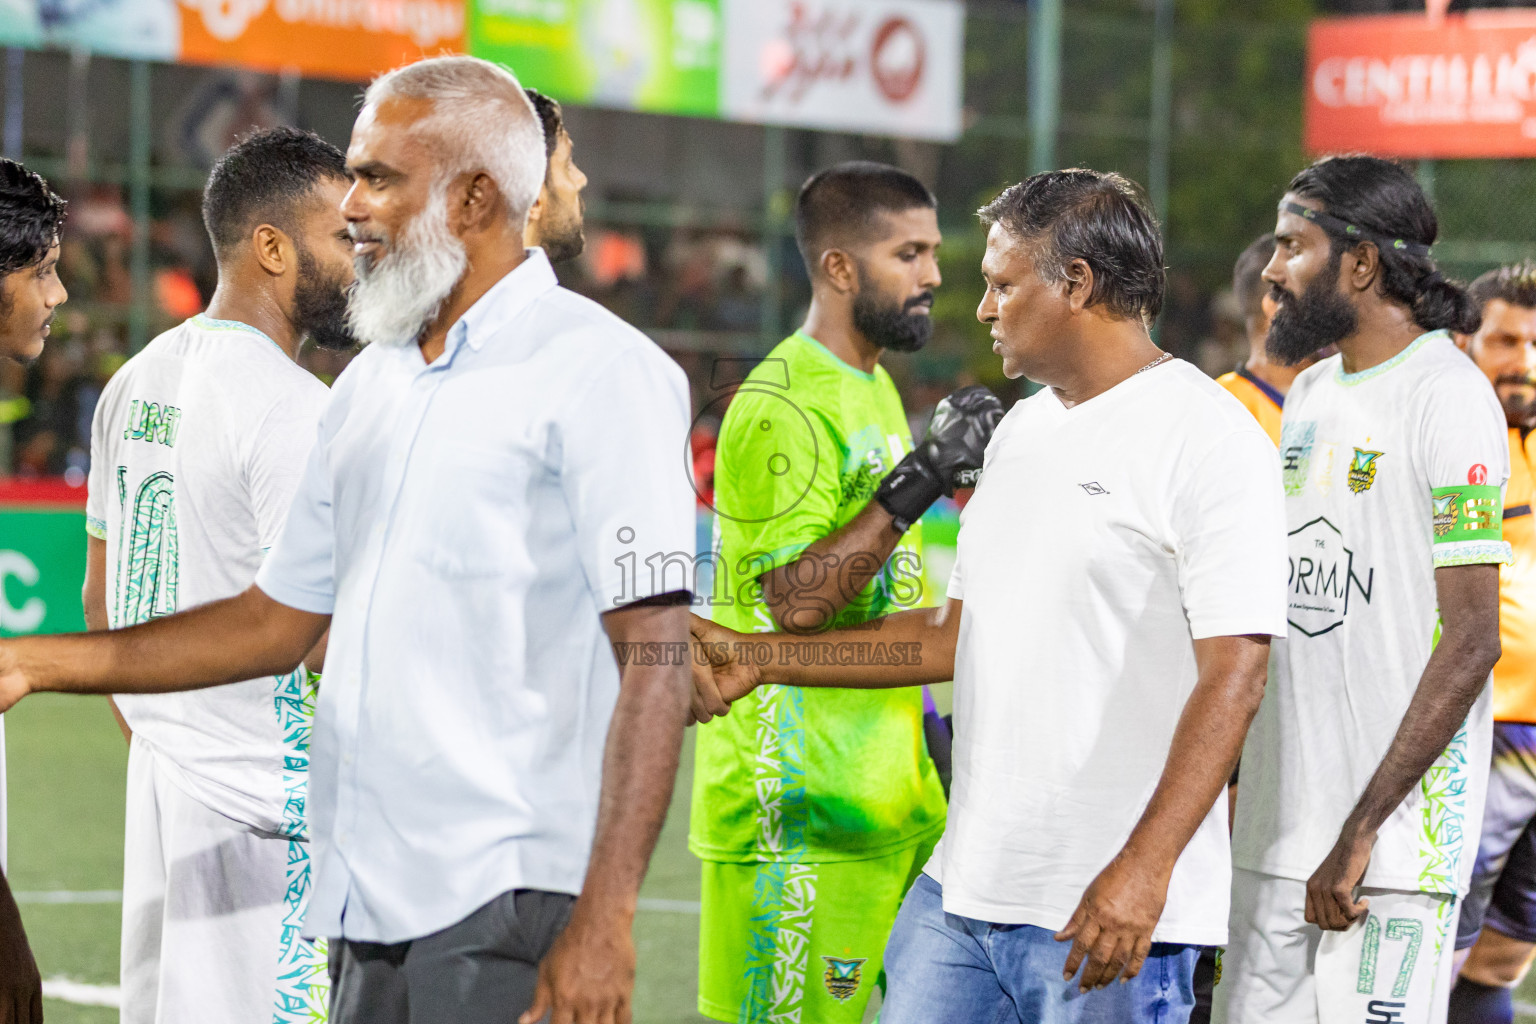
left=698, top=837, right=937, bottom=1024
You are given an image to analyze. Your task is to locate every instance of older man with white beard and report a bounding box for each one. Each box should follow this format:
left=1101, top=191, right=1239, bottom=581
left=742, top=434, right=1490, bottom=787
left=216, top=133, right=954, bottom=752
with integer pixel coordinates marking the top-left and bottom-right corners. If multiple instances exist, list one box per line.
left=0, top=56, right=697, bottom=1024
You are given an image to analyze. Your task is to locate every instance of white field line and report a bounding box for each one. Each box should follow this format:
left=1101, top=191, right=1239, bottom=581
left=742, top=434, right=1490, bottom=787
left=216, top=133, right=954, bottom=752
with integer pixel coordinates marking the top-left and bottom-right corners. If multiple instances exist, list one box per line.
left=34, top=976, right=1536, bottom=1016
left=18, top=895, right=1529, bottom=1013
left=636, top=897, right=700, bottom=914
left=16, top=890, right=703, bottom=913
left=42, top=978, right=121, bottom=1007
left=15, top=889, right=121, bottom=903
left=18, top=898, right=692, bottom=1009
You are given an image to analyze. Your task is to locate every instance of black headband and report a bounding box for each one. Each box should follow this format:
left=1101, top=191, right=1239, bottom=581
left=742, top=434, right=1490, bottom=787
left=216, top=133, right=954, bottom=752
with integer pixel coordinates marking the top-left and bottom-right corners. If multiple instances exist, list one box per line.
left=1279, top=201, right=1434, bottom=259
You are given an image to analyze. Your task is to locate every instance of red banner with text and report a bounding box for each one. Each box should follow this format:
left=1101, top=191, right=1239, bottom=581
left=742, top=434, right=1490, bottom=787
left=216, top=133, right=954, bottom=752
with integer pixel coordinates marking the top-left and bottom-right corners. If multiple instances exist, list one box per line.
left=1307, top=11, right=1536, bottom=159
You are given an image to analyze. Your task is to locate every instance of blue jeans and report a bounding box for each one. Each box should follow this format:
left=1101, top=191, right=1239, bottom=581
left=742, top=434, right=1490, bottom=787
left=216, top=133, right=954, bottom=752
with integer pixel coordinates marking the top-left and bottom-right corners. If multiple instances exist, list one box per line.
left=881, top=874, right=1199, bottom=1024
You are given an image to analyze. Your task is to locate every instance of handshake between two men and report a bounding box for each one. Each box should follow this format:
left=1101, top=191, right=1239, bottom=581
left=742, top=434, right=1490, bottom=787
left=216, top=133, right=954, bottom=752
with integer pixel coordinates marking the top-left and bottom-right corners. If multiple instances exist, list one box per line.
left=688, top=381, right=1003, bottom=723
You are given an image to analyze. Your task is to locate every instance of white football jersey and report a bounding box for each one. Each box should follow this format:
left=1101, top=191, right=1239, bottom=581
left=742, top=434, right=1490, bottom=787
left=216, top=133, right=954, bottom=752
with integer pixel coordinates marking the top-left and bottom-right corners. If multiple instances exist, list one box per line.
left=86, top=313, right=327, bottom=835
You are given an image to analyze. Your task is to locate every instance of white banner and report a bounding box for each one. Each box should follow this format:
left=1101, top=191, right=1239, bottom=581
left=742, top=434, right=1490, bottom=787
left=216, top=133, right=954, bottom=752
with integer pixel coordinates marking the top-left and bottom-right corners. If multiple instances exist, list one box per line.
left=722, top=0, right=964, bottom=142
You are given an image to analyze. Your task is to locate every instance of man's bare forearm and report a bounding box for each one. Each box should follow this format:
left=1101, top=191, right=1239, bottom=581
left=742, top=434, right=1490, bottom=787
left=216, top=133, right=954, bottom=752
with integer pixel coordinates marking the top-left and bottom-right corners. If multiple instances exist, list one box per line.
left=760, top=501, right=905, bottom=633
left=1341, top=565, right=1500, bottom=841
left=752, top=602, right=959, bottom=689
left=8, top=585, right=326, bottom=697
left=579, top=604, right=693, bottom=920
left=1117, top=635, right=1270, bottom=873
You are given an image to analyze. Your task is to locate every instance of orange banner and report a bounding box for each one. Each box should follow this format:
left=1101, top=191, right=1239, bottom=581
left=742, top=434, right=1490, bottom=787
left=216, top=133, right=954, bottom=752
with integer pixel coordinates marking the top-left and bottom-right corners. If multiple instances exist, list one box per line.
left=1307, top=11, right=1536, bottom=159
left=178, top=0, right=467, bottom=83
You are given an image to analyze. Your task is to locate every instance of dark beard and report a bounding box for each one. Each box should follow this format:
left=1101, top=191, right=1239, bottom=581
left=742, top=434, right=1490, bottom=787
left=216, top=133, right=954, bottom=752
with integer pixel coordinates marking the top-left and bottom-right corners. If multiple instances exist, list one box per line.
left=1266, top=250, right=1357, bottom=366
left=1495, top=376, right=1536, bottom=429
left=852, top=265, right=933, bottom=353
left=295, top=245, right=358, bottom=351
left=540, top=199, right=586, bottom=264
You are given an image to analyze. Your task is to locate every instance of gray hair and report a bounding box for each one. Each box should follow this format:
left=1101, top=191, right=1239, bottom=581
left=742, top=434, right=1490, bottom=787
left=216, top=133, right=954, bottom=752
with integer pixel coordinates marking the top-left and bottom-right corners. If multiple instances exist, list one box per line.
left=364, top=56, right=546, bottom=224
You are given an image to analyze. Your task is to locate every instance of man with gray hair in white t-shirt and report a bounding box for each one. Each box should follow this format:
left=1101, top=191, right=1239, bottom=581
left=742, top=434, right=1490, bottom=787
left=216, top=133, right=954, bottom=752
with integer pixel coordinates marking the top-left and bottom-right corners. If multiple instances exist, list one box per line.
left=690, top=168, right=1289, bottom=1024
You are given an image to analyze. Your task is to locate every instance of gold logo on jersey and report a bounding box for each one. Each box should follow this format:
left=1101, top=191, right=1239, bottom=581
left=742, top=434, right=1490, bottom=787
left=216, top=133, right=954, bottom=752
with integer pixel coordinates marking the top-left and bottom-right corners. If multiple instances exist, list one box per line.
left=1348, top=448, right=1384, bottom=494
left=1433, top=492, right=1460, bottom=537
left=822, top=956, right=866, bottom=1002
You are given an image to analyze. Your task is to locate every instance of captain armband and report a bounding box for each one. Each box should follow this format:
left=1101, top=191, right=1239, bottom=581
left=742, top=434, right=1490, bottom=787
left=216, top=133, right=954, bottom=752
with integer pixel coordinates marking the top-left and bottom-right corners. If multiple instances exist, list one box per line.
left=1431, top=484, right=1512, bottom=567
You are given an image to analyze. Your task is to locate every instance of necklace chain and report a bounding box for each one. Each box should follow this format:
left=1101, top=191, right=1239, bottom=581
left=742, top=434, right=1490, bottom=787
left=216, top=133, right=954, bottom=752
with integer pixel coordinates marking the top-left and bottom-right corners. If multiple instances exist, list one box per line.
left=1135, top=351, right=1173, bottom=375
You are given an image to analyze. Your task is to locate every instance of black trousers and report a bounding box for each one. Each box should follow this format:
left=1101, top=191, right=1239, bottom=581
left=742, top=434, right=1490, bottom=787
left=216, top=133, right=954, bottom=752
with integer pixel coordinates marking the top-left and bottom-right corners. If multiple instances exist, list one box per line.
left=328, top=889, right=575, bottom=1024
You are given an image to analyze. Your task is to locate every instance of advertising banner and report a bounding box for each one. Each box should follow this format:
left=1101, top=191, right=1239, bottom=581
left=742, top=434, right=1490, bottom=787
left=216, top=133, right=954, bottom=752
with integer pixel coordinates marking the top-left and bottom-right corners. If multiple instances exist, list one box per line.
left=0, top=0, right=180, bottom=61
left=722, top=0, right=963, bottom=142
left=0, top=0, right=963, bottom=137
left=0, top=0, right=465, bottom=81
left=0, top=481, right=87, bottom=638
left=1307, top=11, right=1536, bottom=158
left=467, top=0, right=962, bottom=137
left=179, top=0, right=466, bottom=81
left=469, top=0, right=721, bottom=117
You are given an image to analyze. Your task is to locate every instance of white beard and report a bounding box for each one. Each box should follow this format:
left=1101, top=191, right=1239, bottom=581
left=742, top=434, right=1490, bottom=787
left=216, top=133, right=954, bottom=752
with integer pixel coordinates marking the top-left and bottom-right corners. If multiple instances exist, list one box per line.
left=346, top=185, right=468, bottom=349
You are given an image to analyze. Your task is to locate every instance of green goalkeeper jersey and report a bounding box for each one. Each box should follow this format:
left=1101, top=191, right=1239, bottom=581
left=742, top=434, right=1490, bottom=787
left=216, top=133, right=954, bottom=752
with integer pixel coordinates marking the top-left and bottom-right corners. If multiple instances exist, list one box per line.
left=690, top=331, right=947, bottom=864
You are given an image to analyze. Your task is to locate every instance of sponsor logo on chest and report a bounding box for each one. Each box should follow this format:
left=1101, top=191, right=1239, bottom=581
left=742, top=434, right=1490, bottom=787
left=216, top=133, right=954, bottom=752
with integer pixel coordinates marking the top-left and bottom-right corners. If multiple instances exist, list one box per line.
left=1347, top=448, right=1384, bottom=494
left=1287, top=516, right=1375, bottom=637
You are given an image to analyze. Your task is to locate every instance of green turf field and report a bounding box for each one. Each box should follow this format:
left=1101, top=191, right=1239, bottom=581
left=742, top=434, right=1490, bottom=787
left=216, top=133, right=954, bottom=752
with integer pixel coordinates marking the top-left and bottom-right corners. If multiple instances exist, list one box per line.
left=9, top=692, right=1536, bottom=1023
left=6, top=693, right=715, bottom=1024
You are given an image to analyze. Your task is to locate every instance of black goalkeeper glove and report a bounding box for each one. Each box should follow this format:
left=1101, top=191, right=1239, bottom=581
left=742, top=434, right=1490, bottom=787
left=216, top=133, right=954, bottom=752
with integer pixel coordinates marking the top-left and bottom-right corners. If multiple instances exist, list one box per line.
left=875, top=384, right=1005, bottom=533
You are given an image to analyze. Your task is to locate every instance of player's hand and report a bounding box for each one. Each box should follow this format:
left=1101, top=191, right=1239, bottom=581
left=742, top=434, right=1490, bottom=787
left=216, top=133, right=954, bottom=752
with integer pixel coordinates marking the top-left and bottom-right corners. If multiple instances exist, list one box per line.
left=921, top=385, right=1006, bottom=494
left=687, top=614, right=759, bottom=724
left=875, top=385, right=1005, bottom=531
left=521, top=901, right=634, bottom=1024
left=0, top=642, right=33, bottom=715
left=1306, top=828, right=1374, bottom=931
left=1055, top=851, right=1171, bottom=992
left=0, top=875, right=43, bottom=1024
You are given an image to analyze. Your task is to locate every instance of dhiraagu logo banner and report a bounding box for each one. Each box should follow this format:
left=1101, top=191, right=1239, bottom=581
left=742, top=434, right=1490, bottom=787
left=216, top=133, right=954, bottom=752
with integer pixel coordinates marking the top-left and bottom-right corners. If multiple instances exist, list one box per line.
left=469, top=0, right=722, bottom=117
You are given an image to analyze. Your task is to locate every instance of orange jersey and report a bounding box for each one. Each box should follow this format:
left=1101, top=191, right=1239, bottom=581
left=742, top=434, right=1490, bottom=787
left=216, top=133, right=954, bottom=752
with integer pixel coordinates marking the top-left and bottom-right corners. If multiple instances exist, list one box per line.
left=1216, top=368, right=1283, bottom=445
left=1495, top=427, right=1536, bottom=722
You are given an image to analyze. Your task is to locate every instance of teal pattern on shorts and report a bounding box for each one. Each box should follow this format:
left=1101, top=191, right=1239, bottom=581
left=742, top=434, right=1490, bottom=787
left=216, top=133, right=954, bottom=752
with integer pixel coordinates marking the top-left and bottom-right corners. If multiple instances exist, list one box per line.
left=740, top=862, right=819, bottom=1023
left=272, top=668, right=327, bottom=1023
left=1418, top=618, right=1471, bottom=901
left=737, top=684, right=813, bottom=1022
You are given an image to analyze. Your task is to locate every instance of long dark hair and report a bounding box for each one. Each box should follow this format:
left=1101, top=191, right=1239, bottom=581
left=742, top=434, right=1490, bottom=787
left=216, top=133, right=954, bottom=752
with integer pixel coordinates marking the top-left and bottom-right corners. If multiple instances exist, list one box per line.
left=1288, top=156, right=1479, bottom=335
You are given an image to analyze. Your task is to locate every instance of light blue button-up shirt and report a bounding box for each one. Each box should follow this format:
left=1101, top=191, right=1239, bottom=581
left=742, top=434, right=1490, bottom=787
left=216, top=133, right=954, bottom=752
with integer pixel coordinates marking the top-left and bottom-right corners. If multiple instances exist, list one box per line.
left=256, top=250, right=696, bottom=942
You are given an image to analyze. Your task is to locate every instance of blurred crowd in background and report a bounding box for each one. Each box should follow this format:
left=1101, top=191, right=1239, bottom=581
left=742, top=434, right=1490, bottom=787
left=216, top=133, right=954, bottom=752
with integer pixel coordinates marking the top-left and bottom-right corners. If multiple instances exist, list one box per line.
left=0, top=183, right=773, bottom=477
left=0, top=173, right=1260, bottom=482
left=7, top=0, right=1524, bottom=484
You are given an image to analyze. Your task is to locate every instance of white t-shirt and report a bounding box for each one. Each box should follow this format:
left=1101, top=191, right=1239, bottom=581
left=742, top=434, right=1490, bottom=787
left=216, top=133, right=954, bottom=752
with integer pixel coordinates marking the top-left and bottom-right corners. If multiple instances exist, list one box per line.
left=1233, top=331, right=1511, bottom=897
left=929, top=359, right=1288, bottom=945
left=86, top=314, right=328, bottom=836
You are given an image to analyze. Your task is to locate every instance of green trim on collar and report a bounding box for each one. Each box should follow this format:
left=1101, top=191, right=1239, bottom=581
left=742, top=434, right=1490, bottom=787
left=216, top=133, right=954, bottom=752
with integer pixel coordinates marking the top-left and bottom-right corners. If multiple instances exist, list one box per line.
left=1336, top=330, right=1443, bottom=386
left=791, top=330, right=879, bottom=382
left=190, top=313, right=284, bottom=354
